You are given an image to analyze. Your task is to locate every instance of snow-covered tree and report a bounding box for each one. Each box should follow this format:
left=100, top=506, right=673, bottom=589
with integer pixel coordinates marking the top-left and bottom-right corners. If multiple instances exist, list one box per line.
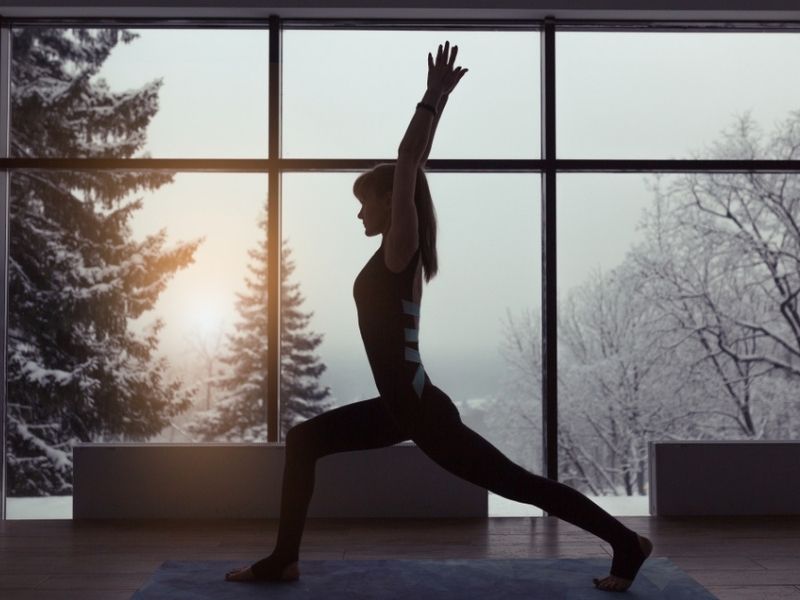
left=498, top=266, right=692, bottom=496
left=498, top=110, right=800, bottom=498
left=184, top=328, right=226, bottom=412
left=7, top=28, right=200, bottom=496
left=186, top=210, right=332, bottom=442
left=633, top=111, right=800, bottom=440
left=556, top=264, right=700, bottom=495
left=490, top=307, right=542, bottom=473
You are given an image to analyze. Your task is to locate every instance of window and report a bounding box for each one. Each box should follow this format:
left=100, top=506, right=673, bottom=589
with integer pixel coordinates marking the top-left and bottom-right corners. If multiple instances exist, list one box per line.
left=283, top=29, right=539, bottom=159
left=11, top=27, right=269, bottom=159
left=558, top=170, right=800, bottom=515
left=557, top=31, right=800, bottom=158
left=4, top=17, right=799, bottom=520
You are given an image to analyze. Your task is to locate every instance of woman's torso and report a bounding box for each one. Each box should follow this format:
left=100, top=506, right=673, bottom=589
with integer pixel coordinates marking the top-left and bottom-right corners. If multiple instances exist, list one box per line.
left=353, top=242, right=427, bottom=400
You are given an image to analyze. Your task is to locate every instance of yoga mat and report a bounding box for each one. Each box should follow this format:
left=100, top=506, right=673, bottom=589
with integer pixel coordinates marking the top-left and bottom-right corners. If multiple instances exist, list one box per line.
left=130, top=557, right=718, bottom=599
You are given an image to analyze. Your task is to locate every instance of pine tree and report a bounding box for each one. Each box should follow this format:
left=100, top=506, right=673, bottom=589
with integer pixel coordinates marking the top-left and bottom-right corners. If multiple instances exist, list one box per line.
left=187, top=209, right=332, bottom=442
left=7, top=28, right=200, bottom=495
left=279, top=231, right=333, bottom=434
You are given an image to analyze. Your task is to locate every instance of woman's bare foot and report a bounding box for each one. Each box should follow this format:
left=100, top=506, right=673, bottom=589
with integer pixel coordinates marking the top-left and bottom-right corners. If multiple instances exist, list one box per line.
left=224, top=560, right=300, bottom=582
left=593, top=534, right=653, bottom=592
left=225, top=565, right=256, bottom=581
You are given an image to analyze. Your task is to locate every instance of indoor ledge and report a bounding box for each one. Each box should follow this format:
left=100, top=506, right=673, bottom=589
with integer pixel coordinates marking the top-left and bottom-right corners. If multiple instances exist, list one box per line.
left=1, top=1, right=800, bottom=22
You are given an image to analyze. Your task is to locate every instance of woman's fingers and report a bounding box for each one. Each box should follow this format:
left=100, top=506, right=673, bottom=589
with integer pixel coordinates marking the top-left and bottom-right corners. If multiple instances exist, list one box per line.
left=441, top=67, right=467, bottom=94
left=449, top=44, right=458, bottom=66
left=433, top=41, right=458, bottom=69
left=438, top=41, right=452, bottom=67
left=430, top=41, right=465, bottom=91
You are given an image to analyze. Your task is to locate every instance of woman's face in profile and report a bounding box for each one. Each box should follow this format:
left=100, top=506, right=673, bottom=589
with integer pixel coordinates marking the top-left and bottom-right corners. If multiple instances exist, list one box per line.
left=357, top=191, right=391, bottom=237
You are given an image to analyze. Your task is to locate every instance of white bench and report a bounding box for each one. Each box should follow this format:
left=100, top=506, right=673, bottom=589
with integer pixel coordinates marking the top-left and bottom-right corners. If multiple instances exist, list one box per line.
left=73, top=442, right=487, bottom=519
left=648, top=441, right=800, bottom=516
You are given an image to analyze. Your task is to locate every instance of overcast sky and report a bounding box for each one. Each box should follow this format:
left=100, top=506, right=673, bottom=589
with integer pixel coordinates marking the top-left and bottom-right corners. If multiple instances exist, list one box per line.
left=90, top=27, right=800, bottom=405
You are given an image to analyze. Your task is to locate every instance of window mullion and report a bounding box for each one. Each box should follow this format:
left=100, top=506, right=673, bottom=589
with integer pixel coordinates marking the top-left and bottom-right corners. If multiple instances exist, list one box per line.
left=267, top=14, right=282, bottom=442
left=0, top=20, right=11, bottom=521
left=541, top=16, right=558, bottom=486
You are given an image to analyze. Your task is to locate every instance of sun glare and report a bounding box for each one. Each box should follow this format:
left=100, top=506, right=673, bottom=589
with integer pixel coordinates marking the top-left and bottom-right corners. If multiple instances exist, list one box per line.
left=187, top=302, right=225, bottom=337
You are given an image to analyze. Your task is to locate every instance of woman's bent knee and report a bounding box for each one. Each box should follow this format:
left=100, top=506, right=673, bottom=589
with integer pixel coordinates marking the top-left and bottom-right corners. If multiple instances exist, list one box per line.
left=285, top=418, right=331, bottom=462
left=285, top=422, right=313, bottom=454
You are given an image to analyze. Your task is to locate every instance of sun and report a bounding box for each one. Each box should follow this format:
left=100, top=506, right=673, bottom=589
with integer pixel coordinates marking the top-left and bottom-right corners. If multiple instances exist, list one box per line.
left=187, top=301, right=225, bottom=337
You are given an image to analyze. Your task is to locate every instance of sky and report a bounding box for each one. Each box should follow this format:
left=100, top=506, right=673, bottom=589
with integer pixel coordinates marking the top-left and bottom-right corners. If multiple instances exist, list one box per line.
left=90, top=27, right=800, bottom=407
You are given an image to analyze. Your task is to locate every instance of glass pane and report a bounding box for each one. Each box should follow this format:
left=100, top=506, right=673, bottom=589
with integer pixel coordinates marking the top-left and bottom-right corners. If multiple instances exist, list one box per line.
left=6, top=170, right=267, bottom=519
left=11, top=27, right=269, bottom=159
left=283, top=30, right=539, bottom=159
left=558, top=172, right=800, bottom=516
left=281, top=173, right=542, bottom=516
left=557, top=32, right=800, bottom=158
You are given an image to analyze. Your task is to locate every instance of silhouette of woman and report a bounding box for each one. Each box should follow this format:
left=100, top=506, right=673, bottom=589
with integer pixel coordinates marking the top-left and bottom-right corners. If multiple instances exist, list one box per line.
left=225, top=41, right=653, bottom=593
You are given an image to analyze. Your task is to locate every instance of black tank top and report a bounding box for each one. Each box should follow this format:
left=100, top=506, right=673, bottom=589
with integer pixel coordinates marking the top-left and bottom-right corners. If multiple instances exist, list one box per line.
left=353, top=242, right=428, bottom=402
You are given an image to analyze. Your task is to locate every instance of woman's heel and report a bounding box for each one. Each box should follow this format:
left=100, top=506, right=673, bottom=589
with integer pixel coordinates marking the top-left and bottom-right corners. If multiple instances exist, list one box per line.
left=249, top=556, right=301, bottom=582
left=281, top=561, right=300, bottom=581
left=640, top=535, right=654, bottom=559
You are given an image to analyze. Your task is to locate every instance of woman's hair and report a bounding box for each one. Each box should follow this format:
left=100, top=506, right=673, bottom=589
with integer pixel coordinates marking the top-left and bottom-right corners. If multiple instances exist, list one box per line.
left=352, top=162, right=439, bottom=283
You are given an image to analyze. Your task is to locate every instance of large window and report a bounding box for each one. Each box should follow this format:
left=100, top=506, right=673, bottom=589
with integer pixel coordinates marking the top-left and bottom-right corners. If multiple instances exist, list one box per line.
left=3, top=18, right=799, bottom=520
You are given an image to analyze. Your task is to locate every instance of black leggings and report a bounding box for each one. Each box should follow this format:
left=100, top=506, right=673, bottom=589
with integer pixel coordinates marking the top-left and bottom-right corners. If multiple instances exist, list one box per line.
left=259, top=382, right=637, bottom=568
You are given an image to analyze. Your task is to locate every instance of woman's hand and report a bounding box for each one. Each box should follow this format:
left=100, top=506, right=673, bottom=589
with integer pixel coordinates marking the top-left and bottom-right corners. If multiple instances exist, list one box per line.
left=427, top=41, right=468, bottom=97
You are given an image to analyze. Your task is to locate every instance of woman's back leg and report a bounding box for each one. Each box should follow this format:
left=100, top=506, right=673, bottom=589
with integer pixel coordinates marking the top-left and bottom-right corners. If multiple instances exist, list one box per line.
left=412, top=387, right=639, bottom=558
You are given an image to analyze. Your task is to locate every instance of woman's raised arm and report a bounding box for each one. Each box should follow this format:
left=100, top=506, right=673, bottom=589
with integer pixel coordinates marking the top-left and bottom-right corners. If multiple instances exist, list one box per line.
left=384, top=42, right=467, bottom=273
left=419, top=93, right=448, bottom=165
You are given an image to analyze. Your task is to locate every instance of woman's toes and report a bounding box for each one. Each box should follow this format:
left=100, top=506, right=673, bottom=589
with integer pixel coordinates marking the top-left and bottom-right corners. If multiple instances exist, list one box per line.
left=594, top=575, right=631, bottom=592
left=600, top=579, right=615, bottom=590
left=225, top=566, right=255, bottom=582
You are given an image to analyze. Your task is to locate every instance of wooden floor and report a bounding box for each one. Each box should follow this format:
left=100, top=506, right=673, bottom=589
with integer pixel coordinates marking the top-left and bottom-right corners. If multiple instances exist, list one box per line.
left=1, top=515, right=799, bottom=599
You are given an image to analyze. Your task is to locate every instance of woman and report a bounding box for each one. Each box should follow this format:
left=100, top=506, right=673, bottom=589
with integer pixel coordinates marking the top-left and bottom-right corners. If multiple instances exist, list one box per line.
left=226, top=41, right=653, bottom=593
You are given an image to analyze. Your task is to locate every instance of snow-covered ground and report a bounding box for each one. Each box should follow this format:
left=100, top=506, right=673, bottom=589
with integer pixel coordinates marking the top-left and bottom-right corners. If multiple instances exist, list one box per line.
left=6, top=496, right=73, bottom=519
left=489, top=492, right=650, bottom=517
left=5, top=493, right=650, bottom=520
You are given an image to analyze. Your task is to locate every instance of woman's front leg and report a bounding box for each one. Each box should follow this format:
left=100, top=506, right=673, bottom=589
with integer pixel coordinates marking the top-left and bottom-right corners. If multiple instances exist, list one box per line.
left=244, top=396, right=409, bottom=581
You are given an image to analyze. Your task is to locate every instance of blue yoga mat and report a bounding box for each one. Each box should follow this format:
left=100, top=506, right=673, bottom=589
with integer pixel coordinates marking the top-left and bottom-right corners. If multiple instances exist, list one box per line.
left=130, top=557, right=718, bottom=599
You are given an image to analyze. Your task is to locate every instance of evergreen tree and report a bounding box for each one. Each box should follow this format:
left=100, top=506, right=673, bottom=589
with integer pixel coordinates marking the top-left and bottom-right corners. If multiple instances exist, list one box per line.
left=7, top=28, right=200, bottom=495
left=187, top=209, right=332, bottom=442
left=279, top=232, right=333, bottom=434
